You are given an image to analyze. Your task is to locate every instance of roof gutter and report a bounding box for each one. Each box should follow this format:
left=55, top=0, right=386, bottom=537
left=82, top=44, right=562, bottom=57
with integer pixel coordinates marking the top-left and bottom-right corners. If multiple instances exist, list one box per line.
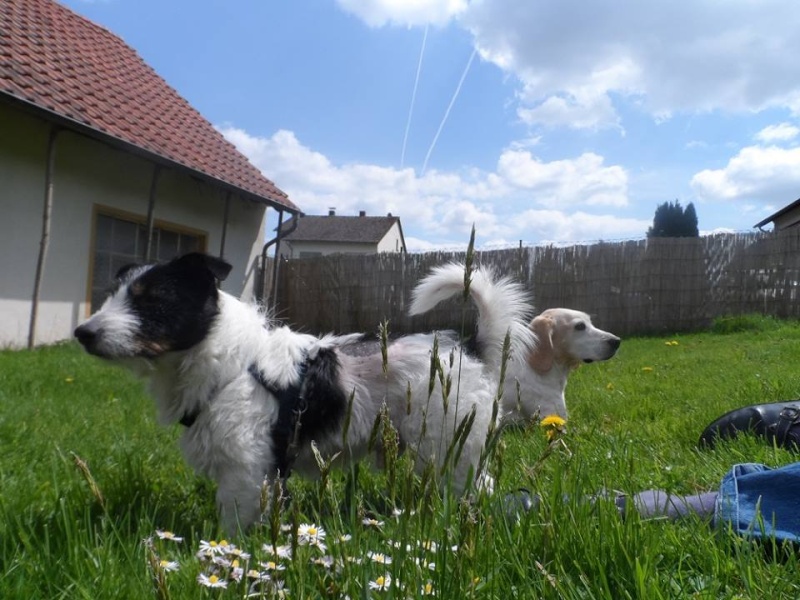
left=0, top=93, right=301, bottom=215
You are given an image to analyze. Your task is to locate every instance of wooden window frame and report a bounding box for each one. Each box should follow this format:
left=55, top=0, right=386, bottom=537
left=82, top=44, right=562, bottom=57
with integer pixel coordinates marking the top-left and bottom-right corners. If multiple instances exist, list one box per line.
left=85, top=205, right=208, bottom=314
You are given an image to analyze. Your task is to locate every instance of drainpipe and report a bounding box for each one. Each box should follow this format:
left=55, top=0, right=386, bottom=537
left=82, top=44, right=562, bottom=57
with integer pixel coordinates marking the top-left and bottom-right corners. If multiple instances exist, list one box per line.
left=219, top=191, right=231, bottom=258
left=28, top=126, right=60, bottom=349
left=259, top=209, right=299, bottom=308
left=143, top=165, right=161, bottom=262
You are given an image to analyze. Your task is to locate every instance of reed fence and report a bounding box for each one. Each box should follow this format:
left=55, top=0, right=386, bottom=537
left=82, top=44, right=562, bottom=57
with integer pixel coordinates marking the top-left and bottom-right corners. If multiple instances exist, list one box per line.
left=261, top=229, right=800, bottom=337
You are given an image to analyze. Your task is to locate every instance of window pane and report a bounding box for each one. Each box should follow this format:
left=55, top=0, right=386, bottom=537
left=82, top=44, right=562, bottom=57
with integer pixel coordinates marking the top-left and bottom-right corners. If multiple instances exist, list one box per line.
left=113, top=219, right=137, bottom=255
left=137, top=224, right=150, bottom=261
left=95, top=214, right=113, bottom=251
left=93, top=252, right=111, bottom=285
left=91, top=212, right=206, bottom=311
left=157, top=229, right=179, bottom=261
left=178, top=233, right=201, bottom=255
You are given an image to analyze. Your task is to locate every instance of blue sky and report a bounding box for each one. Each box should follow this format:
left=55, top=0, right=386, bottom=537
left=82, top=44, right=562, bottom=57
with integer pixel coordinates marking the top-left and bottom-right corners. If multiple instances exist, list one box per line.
left=63, top=0, right=800, bottom=251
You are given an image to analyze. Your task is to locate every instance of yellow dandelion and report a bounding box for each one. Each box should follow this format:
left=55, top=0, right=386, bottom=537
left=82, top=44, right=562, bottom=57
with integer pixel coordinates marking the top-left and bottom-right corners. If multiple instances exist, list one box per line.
left=641, top=366, right=654, bottom=372
left=606, top=382, right=615, bottom=391
left=540, top=414, right=567, bottom=441
left=541, top=415, right=566, bottom=427
left=65, top=376, right=74, bottom=383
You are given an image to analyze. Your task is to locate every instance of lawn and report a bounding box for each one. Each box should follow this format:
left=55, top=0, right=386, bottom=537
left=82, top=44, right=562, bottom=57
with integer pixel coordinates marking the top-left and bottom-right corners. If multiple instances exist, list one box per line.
left=3, top=316, right=800, bottom=599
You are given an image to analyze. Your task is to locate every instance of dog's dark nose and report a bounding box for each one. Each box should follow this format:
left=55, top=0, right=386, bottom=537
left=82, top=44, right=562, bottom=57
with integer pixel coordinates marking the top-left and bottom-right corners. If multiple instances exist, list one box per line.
left=74, top=323, right=97, bottom=348
left=609, top=337, right=621, bottom=351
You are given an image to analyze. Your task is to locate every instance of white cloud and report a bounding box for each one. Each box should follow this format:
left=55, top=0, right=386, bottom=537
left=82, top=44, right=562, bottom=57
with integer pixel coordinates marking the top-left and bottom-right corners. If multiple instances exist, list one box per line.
left=334, top=0, right=466, bottom=27
left=459, top=1, right=800, bottom=129
left=513, top=210, right=649, bottom=243
left=755, top=122, right=800, bottom=144
left=333, top=0, right=800, bottom=131
left=219, top=126, right=641, bottom=246
left=691, top=145, right=800, bottom=203
left=496, top=150, right=629, bottom=207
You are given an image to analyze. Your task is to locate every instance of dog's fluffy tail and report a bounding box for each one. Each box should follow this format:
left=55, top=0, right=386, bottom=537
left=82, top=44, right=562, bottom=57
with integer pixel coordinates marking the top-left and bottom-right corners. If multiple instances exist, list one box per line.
left=409, top=263, right=535, bottom=367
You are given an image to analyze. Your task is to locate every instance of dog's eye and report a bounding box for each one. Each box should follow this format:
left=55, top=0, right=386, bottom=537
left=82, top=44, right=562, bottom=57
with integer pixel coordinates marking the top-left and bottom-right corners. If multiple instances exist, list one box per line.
left=575, top=322, right=587, bottom=331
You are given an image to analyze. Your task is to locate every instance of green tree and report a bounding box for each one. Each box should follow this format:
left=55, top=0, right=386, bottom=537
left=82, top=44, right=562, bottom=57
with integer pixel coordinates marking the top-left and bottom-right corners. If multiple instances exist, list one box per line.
left=647, top=200, right=699, bottom=238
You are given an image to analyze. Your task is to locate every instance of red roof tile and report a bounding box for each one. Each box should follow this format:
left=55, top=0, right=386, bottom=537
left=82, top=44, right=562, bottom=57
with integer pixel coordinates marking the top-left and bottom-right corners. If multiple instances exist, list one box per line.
left=0, top=0, right=298, bottom=212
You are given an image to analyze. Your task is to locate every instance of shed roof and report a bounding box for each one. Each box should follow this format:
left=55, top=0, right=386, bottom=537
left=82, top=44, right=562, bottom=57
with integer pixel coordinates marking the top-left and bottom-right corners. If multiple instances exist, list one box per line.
left=282, top=213, right=405, bottom=247
left=753, top=198, right=800, bottom=229
left=0, top=0, right=298, bottom=212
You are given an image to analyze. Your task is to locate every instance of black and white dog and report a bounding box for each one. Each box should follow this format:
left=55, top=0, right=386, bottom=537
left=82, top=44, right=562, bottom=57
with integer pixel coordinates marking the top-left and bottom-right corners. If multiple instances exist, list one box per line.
left=74, top=253, right=534, bottom=533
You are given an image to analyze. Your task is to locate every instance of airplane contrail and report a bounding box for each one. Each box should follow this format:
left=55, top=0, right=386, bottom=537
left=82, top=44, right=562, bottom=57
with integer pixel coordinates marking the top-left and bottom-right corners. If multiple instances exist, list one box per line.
left=421, top=46, right=477, bottom=176
left=401, top=25, right=428, bottom=169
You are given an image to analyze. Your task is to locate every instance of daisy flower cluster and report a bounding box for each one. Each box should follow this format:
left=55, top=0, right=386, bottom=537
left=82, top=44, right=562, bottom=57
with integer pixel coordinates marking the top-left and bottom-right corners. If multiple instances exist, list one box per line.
left=143, top=512, right=461, bottom=598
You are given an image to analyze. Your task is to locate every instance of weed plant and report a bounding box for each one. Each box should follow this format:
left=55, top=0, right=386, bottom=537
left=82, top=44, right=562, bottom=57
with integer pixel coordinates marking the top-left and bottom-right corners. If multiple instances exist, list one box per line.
left=4, top=312, right=800, bottom=598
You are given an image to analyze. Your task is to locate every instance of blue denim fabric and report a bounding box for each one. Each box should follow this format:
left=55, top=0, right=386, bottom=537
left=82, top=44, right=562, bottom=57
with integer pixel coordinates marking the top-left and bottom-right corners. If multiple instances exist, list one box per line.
left=716, top=462, right=800, bottom=542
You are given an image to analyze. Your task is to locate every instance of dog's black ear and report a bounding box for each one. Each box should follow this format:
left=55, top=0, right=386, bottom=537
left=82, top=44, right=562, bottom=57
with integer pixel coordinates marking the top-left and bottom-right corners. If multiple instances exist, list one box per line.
left=115, top=263, right=140, bottom=281
left=174, top=253, right=233, bottom=282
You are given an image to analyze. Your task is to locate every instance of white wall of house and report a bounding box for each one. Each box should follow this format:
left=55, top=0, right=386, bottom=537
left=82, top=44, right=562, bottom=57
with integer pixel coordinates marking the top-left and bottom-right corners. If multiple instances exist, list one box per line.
left=376, top=222, right=404, bottom=253
left=0, top=104, right=267, bottom=348
left=283, top=240, right=376, bottom=258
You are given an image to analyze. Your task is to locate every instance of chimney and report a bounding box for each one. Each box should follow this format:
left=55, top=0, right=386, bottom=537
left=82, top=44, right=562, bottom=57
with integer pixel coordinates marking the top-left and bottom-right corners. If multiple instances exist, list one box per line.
left=328, top=207, right=336, bottom=216
left=359, top=210, right=366, bottom=217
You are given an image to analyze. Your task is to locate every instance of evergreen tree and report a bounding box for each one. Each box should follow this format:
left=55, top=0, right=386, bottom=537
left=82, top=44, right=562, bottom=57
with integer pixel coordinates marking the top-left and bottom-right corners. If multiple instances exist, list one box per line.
left=647, top=200, right=699, bottom=238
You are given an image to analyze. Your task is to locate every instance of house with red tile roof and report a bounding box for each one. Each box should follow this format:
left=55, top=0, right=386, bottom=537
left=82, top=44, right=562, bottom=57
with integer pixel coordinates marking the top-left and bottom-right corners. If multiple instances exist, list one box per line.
left=0, top=0, right=300, bottom=348
left=280, top=209, right=406, bottom=258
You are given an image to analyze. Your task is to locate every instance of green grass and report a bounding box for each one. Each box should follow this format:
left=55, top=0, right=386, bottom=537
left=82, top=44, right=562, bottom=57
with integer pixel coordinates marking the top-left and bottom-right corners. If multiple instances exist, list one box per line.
left=4, top=320, right=800, bottom=599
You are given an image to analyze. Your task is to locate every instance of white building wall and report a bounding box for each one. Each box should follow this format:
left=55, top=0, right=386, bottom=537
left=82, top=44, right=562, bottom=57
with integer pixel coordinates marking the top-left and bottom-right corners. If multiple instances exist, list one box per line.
left=0, top=104, right=267, bottom=348
left=376, top=223, right=404, bottom=253
left=283, top=241, right=374, bottom=258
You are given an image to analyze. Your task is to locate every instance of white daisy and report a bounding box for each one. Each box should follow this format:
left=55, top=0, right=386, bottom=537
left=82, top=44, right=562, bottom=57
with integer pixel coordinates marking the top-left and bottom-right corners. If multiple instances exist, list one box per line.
left=420, top=581, right=436, bottom=596
left=197, top=573, right=228, bottom=588
left=246, top=569, right=270, bottom=582
left=262, top=543, right=293, bottom=559
left=367, top=551, right=392, bottom=565
left=158, top=559, right=180, bottom=572
left=198, top=540, right=227, bottom=556
left=155, top=530, right=183, bottom=543
left=226, top=546, right=252, bottom=560
left=310, top=555, right=336, bottom=569
left=296, top=523, right=326, bottom=547
left=260, top=560, right=286, bottom=572
left=361, top=517, right=384, bottom=528
left=368, top=573, right=392, bottom=591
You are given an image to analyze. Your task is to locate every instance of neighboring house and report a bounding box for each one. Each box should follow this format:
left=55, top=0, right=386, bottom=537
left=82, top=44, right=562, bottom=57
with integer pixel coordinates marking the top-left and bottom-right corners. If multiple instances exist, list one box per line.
left=280, top=210, right=407, bottom=258
left=754, top=198, right=800, bottom=231
left=0, top=0, right=300, bottom=348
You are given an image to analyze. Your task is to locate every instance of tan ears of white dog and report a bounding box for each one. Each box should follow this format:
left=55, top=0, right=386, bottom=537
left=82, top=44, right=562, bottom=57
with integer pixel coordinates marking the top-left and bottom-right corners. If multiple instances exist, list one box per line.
left=528, top=314, right=557, bottom=374
left=526, top=313, right=586, bottom=374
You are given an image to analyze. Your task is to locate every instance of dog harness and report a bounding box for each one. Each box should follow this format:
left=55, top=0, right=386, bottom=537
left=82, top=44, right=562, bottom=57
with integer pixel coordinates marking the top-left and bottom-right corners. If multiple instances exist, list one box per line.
left=177, top=358, right=311, bottom=479
left=248, top=360, right=310, bottom=478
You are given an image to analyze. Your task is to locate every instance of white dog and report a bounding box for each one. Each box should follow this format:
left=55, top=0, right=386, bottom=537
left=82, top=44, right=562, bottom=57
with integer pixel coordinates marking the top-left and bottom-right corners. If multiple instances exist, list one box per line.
left=74, top=253, right=533, bottom=533
left=410, top=264, right=620, bottom=422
